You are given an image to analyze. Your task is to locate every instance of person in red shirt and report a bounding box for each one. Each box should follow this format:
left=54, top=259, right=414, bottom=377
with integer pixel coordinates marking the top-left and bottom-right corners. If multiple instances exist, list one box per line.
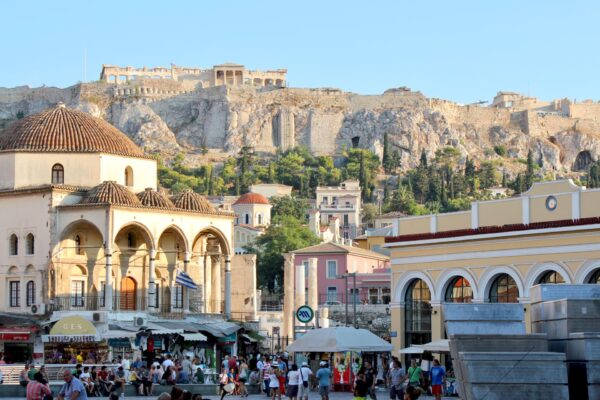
left=97, top=366, right=110, bottom=396
left=26, top=372, right=51, bottom=400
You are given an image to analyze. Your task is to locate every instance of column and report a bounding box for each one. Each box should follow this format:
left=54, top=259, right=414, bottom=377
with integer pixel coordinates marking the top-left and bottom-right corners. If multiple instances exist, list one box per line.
left=184, top=252, right=191, bottom=313
left=148, top=249, right=156, bottom=310
left=283, top=253, right=295, bottom=339
left=224, top=255, right=231, bottom=319
left=204, top=255, right=212, bottom=312
left=307, top=258, right=318, bottom=312
left=295, top=263, right=306, bottom=309
left=390, top=302, right=403, bottom=352
left=105, top=247, right=113, bottom=311
left=211, top=255, right=221, bottom=313
left=430, top=301, right=443, bottom=341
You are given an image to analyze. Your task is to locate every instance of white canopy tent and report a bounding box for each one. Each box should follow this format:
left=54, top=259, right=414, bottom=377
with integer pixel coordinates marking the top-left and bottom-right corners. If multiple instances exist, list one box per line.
left=286, top=327, right=393, bottom=353
left=398, top=346, right=424, bottom=354
left=418, top=339, right=450, bottom=353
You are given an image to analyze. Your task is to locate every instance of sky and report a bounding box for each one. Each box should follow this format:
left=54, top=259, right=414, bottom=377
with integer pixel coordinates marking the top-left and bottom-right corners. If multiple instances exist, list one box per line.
left=1, top=0, right=600, bottom=104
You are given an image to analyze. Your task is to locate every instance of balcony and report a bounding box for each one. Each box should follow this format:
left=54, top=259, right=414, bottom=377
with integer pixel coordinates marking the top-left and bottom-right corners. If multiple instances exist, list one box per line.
left=319, top=202, right=355, bottom=210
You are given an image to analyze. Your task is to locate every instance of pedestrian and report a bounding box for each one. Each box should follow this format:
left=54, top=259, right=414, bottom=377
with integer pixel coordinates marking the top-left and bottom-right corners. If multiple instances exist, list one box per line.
left=268, top=366, right=281, bottom=400
left=26, top=372, right=51, bottom=400
left=354, top=371, right=368, bottom=400
left=262, top=357, right=272, bottom=396
left=405, top=359, right=423, bottom=390
left=298, top=361, right=313, bottom=400
left=286, top=364, right=300, bottom=400
left=364, top=361, right=377, bottom=400
left=19, top=364, right=31, bottom=387
left=429, top=360, right=446, bottom=400
left=219, top=367, right=231, bottom=400
left=57, top=369, right=88, bottom=400
left=238, top=358, right=249, bottom=397
left=316, top=361, right=332, bottom=400
left=387, top=359, right=405, bottom=400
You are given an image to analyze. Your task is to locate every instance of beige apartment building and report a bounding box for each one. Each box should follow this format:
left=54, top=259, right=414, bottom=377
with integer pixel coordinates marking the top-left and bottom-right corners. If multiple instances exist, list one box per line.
left=315, top=180, right=362, bottom=239
left=385, top=180, right=600, bottom=352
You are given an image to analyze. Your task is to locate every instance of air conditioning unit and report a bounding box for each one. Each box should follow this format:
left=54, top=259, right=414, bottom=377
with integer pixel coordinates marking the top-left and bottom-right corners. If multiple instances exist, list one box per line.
left=92, top=312, right=107, bottom=323
left=31, top=304, right=45, bottom=314
left=133, top=317, right=147, bottom=327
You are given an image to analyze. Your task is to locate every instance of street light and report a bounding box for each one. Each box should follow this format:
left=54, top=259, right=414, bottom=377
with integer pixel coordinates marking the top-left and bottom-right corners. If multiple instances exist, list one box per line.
left=337, top=272, right=358, bottom=328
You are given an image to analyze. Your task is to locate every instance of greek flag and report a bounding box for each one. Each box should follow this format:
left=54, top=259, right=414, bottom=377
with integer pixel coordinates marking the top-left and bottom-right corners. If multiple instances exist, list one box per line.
left=175, top=271, right=198, bottom=290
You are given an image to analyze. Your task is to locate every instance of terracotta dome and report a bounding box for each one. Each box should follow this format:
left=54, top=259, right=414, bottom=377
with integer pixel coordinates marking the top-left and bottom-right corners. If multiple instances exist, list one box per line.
left=81, top=181, right=142, bottom=207
left=137, top=188, right=175, bottom=208
left=233, top=192, right=270, bottom=205
left=171, top=190, right=216, bottom=213
left=0, top=104, right=145, bottom=158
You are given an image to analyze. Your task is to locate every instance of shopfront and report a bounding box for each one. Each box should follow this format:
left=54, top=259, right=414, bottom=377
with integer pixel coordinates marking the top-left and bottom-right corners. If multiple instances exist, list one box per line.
left=42, top=315, right=108, bottom=364
left=0, top=327, right=36, bottom=363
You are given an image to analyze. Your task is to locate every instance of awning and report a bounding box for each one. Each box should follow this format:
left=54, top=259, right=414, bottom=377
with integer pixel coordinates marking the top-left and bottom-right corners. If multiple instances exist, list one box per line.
left=103, top=330, right=137, bottom=339
left=42, top=334, right=101, bottom=343
left=417, top=339, right=450, bottom=353
left=181, top=333, right=208, bottom=342
left=398, top=346, right=424, bottom=354
left=241, top=334, right=256, bottom=343
left=286, top=327, right=392, bottom=353
left=197, top=321, right=241, bottom=337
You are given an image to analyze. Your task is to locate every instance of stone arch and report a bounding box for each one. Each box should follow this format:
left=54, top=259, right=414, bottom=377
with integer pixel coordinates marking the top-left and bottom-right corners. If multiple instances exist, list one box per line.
left=8, top=266, right=19, bottom=274
left=573, top=150, right=594, bottom=171
left=192, top=226, right=232, bottom=257
left=575, top=259, right=600, bottom=283
left=24, top=265, right=36, bottom=274
left=393, top=271, right=436, bottom=304
left=114, top=221, right=155, bottom=251
left=524, top=262, right=573, bottom=296
left=9, top=233, right=18, bottom=256
left=124, top=166, right=134, bottom=187
left=59, top=220, right=104, bottom=259
left=157, top=225, right=189, bottom=265
left=479, top=266, right=525, bottom=301
left=435, top=268, right=479, bottom=302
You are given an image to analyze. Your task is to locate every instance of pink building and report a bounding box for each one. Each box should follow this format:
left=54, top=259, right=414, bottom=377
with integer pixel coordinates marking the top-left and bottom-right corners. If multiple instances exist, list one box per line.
left=291, top=243, right=390, bottom=305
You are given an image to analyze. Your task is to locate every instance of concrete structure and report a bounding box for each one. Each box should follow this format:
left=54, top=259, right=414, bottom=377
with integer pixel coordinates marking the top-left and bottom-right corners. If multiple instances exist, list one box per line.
left=100, top=63, right=287, bottom=88
left=385, top=179, right=600, bottom=353
left=0, top=104, right=256, bottom=363
left=314, top=180, right=362, bottom=240
left=249, top=183, right=293, bottom=199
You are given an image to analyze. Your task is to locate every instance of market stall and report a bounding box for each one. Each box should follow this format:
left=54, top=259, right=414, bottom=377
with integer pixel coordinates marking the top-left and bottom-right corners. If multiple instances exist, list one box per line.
left=287, top=327, right=392, bottom=392
left=42, top=315, right=108, bottom=364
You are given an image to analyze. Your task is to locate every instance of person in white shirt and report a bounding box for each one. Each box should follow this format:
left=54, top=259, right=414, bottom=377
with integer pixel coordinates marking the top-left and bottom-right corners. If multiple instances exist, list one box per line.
left=268, top=366, right=280, bottom=400
left=286, top=364, right=300, bottom=400
left=298, top=361, right=313, bottom=400
left=162, top=355, right=175, bottom=370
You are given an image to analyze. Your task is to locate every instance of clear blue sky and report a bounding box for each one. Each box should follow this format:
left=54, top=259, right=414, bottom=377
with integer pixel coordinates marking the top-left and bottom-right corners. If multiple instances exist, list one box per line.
left=2, top=0, right=599, bottom=103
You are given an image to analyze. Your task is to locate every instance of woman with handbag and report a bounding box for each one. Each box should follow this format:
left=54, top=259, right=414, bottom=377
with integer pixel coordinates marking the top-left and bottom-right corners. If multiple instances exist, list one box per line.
left=286, top=364, right=300, bottom=400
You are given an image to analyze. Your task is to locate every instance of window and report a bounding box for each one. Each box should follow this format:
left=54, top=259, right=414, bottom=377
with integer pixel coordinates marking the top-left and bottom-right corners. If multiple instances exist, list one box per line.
left=332, top=197, right=337, bottom=205
left=489, top=274, right=518, bottom=303
left=369, top=288, right=379, bottom=304
left=304, top=261, right=309, bottom=281
left=245, top=214, right=250, bottom=225
left=127, top=233, right=136, bottom=249
left=257, top=214, right=263, bottom=225
left=174, top=285, right=184, bottom=309
left=350, top=288, right=360, bottom=304
left=589, top=269, right=600, bottom=284
left=26, top=281, right=35, bottom=306
left=154, top=282, right=161, bottom=309
left=327, top=287, right=337, bottom=303
left=51, top=164, right=64, bottom=184
left=381, top=287, right=391, bottom=304
left=322, top=196, right=328, bottom=205
left=444, top=277, right=473, bottom=303
left=75, top=235, right=82, bottom=255
left=326, top=260, right=337, bottom=279
left=9, top=234, right=18, bottom=256
left=405, top=279, right=432, bottom=347
left=25, top=234, right=34, bottom=255
left=343, top=214, right=349, bottom=226
left=9, top=281, right=20, bottom=307
left=71, top=280, right=85, bottom=307
left=124, top=166, right=134, bottom=187
left=537, top=271, right=565, bottom=284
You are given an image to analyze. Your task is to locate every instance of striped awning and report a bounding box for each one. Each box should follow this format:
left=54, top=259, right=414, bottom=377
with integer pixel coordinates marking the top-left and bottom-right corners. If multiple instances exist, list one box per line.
left=181, top=333, right=208, bottom=342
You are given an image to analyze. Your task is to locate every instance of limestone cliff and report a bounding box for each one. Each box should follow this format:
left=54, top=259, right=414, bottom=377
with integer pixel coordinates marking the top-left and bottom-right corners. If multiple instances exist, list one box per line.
left=1, top=81, right=599, bottom=175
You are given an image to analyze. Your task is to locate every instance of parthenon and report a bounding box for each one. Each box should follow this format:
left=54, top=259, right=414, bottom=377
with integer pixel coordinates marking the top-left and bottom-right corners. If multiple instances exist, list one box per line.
left=100, top=63, right=287, bottom=88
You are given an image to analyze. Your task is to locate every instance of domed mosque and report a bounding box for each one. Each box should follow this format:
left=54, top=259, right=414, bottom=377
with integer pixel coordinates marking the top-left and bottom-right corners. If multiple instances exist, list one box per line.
left=0, top=104, right=253, bottom=364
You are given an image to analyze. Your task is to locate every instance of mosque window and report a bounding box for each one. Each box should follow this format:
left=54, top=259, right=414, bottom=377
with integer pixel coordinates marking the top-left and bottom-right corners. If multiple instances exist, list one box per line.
left=9, top=281, right=20, bottom=307
left=174, top=285, right=184, bottom=309
left=245, top=214, right=250, bottom=225
left=589, top=269, right=600, bottom=284
left=75, top=235, right=82, bottom=255
left=25, top=234, right=34, bottom=255
left=127, top=233, right=136, bottom=249
left=9, top=234, right=18, bottom=256
left=125, top=166, right=134, bottom=187
left=257, top=213, right=263, bottom=225
left=537, top=271, right=565, bottom=284
left=444, top=276, right=473, bottom=303
left=489, top=273, right=519, bottom=303
left=26, top=281, right=35, bottom=306
left=52, top=164, right=64, bottom=184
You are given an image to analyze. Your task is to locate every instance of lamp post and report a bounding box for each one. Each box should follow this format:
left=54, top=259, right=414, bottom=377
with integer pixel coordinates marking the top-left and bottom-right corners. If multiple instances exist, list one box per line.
left=337, top=272, right=358, bottom=328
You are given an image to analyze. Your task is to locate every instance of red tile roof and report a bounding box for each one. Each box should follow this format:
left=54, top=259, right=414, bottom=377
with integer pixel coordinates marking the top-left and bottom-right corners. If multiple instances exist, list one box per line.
left=233, top=192, right=270, bottom=205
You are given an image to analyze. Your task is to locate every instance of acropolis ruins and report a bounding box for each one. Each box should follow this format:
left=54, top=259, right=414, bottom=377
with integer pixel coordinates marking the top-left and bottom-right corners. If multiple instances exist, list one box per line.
left=100, top=63, right=287, bottom=88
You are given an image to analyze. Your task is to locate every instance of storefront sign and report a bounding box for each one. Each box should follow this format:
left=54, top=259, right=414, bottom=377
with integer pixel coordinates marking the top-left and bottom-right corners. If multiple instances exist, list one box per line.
left=217, top=332, right=237, bottom=344
left=50, top=315, right=97, bottom=336
left=0, top=333, right=30, bottom=341
left=43, top=335, right=100, bottom=343
left=108, top=338, right=131, bottom=347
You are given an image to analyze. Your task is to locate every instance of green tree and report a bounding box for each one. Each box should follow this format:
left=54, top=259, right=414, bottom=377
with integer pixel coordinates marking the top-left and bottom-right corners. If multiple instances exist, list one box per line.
left=246, top=215, right=320, bottom=292
left=276, top=151, right=305, bottom=188
left=464, top=156, right=476, bottom=193
left=362, top=203, right=379, bottom=228
left=270, top=196, right=310, bottom=222
left=479, top=161, right=498, bottom=189
left=525, top=150, right=535, bottom=190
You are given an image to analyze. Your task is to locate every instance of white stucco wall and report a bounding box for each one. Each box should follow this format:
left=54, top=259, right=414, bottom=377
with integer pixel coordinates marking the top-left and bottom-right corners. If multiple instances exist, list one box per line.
left=99, top=155, right=157, bottom=192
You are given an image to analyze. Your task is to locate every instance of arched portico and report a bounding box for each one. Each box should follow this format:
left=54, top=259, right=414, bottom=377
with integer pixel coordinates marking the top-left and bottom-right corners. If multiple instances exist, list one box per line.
left=576, top=259, right=600, bottom=283
left=156, top=226, right=189, bottom=313
left=479, top=266, right=525, bottom=303
left=436, top=268, right=479, bottom=302
left=524, top=262, right=572, bottom=296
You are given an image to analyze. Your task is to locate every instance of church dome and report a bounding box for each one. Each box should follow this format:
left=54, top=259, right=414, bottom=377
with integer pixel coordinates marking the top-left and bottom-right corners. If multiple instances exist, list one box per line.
left=171, top=190, right=216, bottom=213
left=81, top=181, right=142, bottom=207
left=233, top=192, right=270, bottom=205
left=0, top=104, right=145, bottom=158
left=137, top=188, right=175, bottom=208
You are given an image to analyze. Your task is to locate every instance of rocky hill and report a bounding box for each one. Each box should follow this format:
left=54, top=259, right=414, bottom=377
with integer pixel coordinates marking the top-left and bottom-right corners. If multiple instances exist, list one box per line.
left=1, top=80, right=599, bottom=175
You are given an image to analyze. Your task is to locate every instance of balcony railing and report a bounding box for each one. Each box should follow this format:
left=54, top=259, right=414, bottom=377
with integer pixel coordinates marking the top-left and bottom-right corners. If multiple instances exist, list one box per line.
left=319, top=202, right=355, bottom=210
